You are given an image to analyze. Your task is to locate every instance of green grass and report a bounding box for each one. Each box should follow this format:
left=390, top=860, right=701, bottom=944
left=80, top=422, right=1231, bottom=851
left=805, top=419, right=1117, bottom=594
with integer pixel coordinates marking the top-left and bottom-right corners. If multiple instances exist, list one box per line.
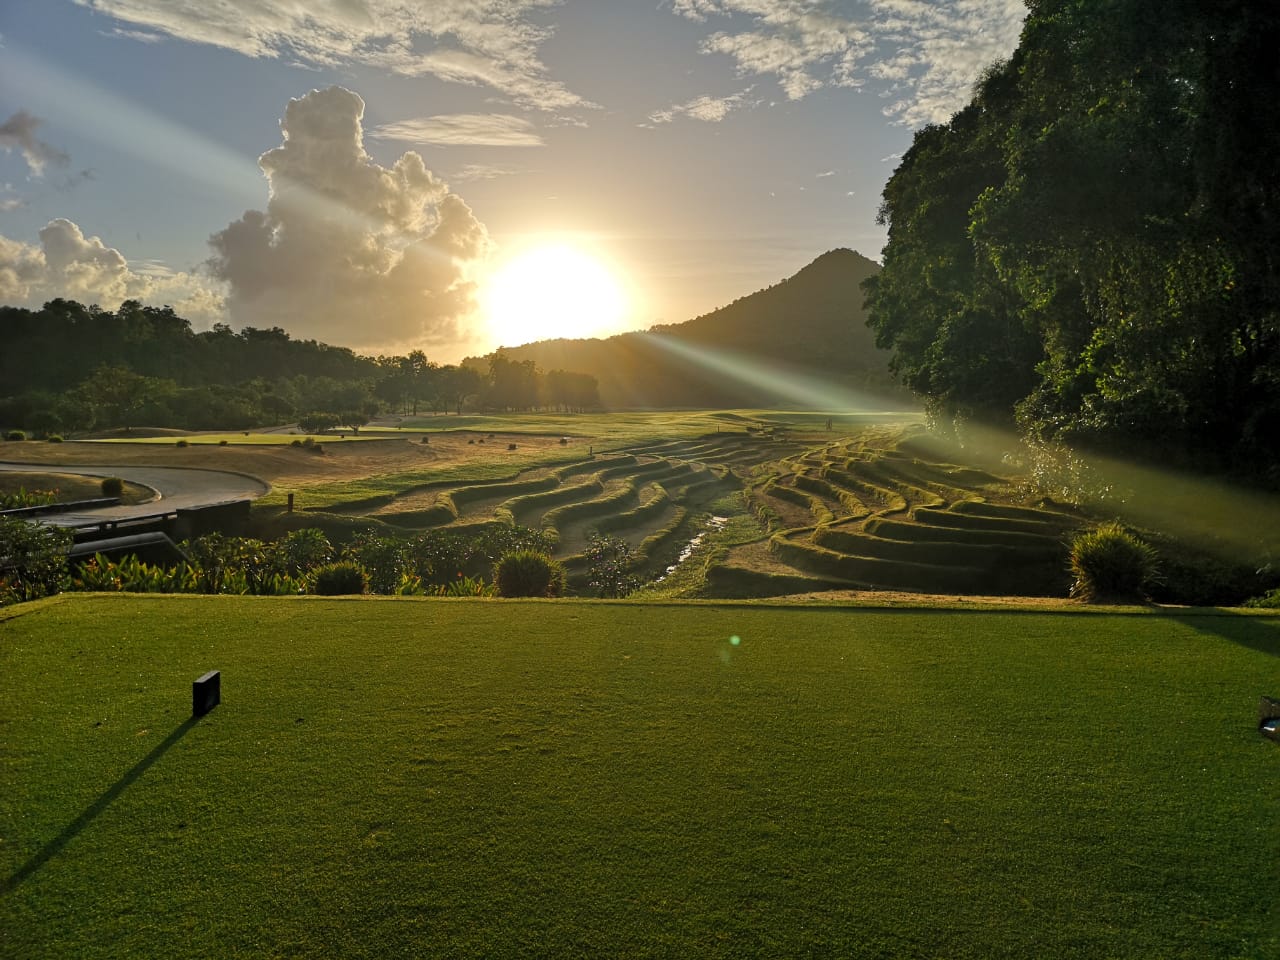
left=3, top=595, right=1275, bottom=959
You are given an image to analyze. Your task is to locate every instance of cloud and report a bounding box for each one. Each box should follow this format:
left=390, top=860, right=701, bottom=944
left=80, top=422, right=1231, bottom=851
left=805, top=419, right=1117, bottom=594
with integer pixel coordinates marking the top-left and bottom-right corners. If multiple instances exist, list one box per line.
left=451, top=163, right=520, bottom=182
left=0, top=218, right=224, bottom=325
left=871, top=0, right=1026, bottom=126
left=649, top=89, right=757, bottom=124
left=73, top=0, right=594, bottom=113
left=371, top=114, right=544, bottom=147
left=669, top=0, right=1025, bottom=126
left=208, top=86, right=491, bottom=355
left=0, top=110, right=71, bottom=177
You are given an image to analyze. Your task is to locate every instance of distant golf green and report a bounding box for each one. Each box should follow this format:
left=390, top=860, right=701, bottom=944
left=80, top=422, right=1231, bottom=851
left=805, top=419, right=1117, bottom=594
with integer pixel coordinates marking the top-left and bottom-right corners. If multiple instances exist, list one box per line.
left=2, top=596, right=1276, bottom=958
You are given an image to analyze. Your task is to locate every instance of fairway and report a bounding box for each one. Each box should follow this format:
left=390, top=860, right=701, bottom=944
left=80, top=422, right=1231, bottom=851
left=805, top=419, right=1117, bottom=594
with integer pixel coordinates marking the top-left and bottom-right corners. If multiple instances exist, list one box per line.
left=2, top=597, right=1277, bottom=958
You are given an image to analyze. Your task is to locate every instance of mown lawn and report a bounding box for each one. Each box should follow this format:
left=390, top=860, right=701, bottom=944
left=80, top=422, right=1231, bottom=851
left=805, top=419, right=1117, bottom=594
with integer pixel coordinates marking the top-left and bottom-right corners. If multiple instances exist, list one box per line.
left=1, top=596, right=1276, bottom=959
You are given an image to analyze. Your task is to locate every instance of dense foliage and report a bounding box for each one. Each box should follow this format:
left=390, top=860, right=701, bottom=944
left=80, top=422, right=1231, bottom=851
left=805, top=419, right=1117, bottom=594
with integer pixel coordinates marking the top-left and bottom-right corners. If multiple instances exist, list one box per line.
left=0, top=299, right=600, bottom=434
left=865, top=0, right=1280, bottom=478
left=0, top=516, right=73, bottom=604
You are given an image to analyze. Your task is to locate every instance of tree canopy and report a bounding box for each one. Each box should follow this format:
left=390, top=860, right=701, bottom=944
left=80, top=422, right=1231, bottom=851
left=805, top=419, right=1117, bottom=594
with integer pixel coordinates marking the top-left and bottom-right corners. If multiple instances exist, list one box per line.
left=864, top=0, right=1280, bottom=479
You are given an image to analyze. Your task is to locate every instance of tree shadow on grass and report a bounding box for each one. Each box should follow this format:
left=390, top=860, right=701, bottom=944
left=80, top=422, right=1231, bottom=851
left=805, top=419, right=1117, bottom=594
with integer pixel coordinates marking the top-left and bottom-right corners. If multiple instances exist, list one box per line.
left=3, top=715, right=200, bottom=893
left=1158, top=609, right=1280, bottom=658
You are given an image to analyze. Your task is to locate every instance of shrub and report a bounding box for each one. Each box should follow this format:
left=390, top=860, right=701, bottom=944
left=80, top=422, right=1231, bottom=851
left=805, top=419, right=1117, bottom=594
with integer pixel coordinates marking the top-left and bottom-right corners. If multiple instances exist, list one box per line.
left=342, top=533, right=409, bottom=594
left=1069, top=522, right=1160, bottom=602
left=0, top=517, right=72, bottom=604
left=176, top=439, right=189, bottom=448
left=494, top=550, right=565, bottom=598
left=219, top=439, right=229, bottom=446
left=585, top=534, right=639, bottom=598
left=101, top=476, right=125, bottom=498
left=46, top=434, right=64, bottom=443
left=272, top=528, right=334, bottom=579
left=312, top=561, right=368, bottom=596
left=1243, top=587, right=1280, bottom=609
left=5, top=430, right=26, bottom=441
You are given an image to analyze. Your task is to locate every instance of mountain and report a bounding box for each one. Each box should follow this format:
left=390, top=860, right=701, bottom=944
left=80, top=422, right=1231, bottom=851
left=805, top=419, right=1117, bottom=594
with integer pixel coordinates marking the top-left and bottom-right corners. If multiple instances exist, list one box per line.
left=467, top=249, right=902, bottom=409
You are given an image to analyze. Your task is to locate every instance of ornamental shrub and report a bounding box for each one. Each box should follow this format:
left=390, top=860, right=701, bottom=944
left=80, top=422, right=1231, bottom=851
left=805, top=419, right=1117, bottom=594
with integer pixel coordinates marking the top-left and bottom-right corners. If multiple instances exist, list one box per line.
left=585, top=533, right=639, bottom=598
left=5, top=430, right=26, bottom=441
left=494, top=550, right=565, bottom=598
left=312, top=561, right=368, bottom=596
left=0, top=517, right=72, bottom=604
left=101, top=476, right=125, bottom=498
left=1069, top=522, right=1160, bottom=603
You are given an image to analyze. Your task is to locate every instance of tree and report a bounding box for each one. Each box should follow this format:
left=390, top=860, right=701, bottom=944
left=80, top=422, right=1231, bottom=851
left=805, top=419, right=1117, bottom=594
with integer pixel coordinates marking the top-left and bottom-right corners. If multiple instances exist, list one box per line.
left=78, top=364, right=174, bottom=430
left=866, top=0, right=1280, bottom=477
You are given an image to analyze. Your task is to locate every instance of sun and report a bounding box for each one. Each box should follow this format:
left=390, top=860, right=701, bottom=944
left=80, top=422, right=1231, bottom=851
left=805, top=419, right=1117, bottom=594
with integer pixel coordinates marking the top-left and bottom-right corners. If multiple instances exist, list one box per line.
left=482, top=243, right=629, bottom=348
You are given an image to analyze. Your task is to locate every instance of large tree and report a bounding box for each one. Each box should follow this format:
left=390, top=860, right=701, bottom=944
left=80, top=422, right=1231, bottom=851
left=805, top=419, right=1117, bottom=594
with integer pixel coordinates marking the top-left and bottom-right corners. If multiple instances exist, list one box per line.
left=866, top=0, right=1280, bottom=476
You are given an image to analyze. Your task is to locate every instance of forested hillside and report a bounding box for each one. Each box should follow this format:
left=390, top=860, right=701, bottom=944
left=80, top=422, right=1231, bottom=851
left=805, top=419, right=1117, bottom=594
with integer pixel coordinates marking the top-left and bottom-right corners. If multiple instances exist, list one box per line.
left=469, top=249, right=904, bottom=409
left=865, top=0, right=1279, bottom=479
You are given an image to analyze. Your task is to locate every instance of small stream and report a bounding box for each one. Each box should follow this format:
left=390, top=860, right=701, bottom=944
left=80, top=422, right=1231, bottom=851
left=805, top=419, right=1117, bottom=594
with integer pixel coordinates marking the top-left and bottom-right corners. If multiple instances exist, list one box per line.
left=658, top=515, right=727, bottom=580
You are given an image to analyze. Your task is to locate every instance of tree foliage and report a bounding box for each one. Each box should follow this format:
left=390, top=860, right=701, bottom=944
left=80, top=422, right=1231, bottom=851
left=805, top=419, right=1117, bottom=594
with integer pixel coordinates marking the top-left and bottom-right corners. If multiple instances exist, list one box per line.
left=865, top=0, right=1280, bottom=477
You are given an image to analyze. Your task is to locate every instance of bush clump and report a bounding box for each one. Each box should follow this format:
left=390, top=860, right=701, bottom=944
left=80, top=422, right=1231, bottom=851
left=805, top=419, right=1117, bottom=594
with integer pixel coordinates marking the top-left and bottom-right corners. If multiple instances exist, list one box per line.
left=585, top=533, right=639, bottom=598
left=494, top=550, right=565, bottom=598
left=1069, top=522, right=1160, bottom=603
left=101, top=476, right=125, bottom=498
left=312, top=561, right=368, bottom=596
left=6, top=430, right=26, bottom=441
left=46, top=434, right=64, bottom=443
left=1243, top=587, right=1280, bottom=609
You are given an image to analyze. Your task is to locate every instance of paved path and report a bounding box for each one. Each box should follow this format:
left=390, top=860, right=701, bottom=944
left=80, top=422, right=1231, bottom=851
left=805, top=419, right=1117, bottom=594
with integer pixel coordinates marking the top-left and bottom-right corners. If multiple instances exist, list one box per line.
left=0, top=462, right=269, bottom=527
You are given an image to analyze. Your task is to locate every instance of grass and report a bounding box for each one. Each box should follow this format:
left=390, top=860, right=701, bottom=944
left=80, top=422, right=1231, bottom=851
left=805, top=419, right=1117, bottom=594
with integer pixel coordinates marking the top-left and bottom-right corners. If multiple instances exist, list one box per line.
left=0, top=472, right=151, bottom=506
left=3, top=595, right=1275, bottom=959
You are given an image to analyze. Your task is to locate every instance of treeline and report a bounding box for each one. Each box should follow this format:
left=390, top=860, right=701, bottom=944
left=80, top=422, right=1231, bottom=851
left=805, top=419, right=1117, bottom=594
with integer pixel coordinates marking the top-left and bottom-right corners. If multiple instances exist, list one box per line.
left=0, top=299, right=598, bottom=434
left=864, top=0, right=1280, bottom=479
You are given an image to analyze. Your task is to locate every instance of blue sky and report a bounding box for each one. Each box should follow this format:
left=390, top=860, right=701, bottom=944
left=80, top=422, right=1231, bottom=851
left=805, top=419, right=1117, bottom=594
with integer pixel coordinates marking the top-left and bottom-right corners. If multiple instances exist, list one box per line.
left=0, top=0, right=1025, bottom=360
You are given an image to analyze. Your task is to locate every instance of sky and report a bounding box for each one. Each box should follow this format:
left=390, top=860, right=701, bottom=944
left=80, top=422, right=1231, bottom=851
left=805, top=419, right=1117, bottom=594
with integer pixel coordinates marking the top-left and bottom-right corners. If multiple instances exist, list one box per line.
left=0, top=0, right=1026, bottom=362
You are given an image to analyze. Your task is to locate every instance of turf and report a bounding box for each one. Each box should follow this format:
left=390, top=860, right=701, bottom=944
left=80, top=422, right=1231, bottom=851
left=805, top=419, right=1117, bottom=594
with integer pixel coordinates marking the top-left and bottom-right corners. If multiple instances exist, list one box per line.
left=2, top=596, right=1277, bottom=959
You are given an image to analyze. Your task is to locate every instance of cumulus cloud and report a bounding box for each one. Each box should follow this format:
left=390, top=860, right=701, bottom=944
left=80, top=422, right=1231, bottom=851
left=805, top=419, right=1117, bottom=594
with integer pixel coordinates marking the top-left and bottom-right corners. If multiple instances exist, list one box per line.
left=648, top=89, right=757, bottom=124
left=667, top=0, right=1025, bottom=126
left=0, top=218, right=224, bottom=325
left=0, top=110, right=70, bottom=177
left=208, top=86, right=490, bottom=354
left=73, top=0, right=592, bottom=113
left=371, top=114, right=545, bottom=147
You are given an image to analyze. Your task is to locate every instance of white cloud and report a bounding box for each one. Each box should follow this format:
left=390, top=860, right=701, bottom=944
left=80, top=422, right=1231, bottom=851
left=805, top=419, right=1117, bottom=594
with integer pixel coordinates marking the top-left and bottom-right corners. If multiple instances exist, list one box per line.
left=74, top=0, right=594, bottom=112
left=0, top=218, right=224, bottom=325
left=649, top=89, right=757, bottom=124
left=371, top=114, right=544, bottom=147
left=208, top=86, right=491, bottom=355
left=0, top=110, right=70, bottom=177
left=669, top=0, right=1025, bottom=126
left=451, top=163, right=520, bottom=182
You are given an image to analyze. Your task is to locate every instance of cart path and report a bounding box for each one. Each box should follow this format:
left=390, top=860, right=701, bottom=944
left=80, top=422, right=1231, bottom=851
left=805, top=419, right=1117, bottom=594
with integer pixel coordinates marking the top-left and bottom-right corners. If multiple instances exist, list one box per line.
left=0, top=462, right=269, bottom=526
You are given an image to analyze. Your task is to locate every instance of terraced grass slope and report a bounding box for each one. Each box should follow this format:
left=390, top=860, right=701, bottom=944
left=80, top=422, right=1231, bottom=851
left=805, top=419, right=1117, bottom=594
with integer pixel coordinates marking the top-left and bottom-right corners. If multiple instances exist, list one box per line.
left=729, top=430, right=1086, bottom=598
left=3, top=596, right=1276, bottom=959
left=286, top=420, right=1086, bottom=598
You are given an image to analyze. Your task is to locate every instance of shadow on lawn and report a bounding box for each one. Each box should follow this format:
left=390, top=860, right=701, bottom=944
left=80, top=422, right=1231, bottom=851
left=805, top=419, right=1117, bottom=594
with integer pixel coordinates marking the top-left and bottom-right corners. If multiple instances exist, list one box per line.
left=3, top=715, right=200, bottom=892
left=1161, top=609, right=1280, bottom=658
